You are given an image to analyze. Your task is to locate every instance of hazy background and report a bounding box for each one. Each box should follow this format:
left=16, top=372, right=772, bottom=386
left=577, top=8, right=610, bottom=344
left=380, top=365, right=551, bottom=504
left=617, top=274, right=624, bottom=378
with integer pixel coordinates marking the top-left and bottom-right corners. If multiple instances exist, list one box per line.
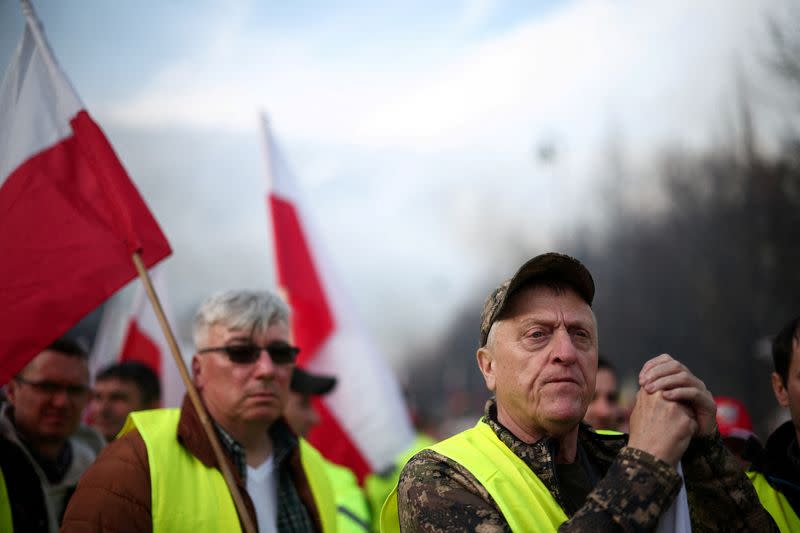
left=2, top=0, right=798, bottom=438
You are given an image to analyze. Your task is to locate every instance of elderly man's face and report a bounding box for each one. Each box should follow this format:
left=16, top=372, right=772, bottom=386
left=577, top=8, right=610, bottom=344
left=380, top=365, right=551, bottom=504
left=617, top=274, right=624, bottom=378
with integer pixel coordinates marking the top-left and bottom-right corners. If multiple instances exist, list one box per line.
left=478, top=286, right=598, bottom=440
left=7, top=350, right=90, bottom=447
left=192, top=321, right=293, bottom=431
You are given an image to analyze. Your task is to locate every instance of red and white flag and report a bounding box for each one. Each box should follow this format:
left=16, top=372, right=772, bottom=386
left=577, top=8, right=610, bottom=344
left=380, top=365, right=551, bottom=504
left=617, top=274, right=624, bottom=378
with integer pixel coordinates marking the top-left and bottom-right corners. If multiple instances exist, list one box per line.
left=0, top=1, right=171, bottom=384
left=261, top=113, right=414, bottom=481
left=90, top=264, right=185, bottom=407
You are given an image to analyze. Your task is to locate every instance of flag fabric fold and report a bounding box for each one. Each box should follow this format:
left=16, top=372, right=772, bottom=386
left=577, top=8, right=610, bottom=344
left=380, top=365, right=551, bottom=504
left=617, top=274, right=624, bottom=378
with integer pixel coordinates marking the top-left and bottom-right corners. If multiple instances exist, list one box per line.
left=0, top=5, right=171, bottom=385
left=261, top=114, right=414, bottom=481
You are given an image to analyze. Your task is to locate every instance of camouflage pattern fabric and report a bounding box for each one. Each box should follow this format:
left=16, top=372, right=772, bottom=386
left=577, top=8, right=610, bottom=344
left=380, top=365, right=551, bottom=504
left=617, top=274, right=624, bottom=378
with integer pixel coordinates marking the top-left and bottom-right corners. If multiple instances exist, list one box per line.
left=397, top=398, right=777, bottom=532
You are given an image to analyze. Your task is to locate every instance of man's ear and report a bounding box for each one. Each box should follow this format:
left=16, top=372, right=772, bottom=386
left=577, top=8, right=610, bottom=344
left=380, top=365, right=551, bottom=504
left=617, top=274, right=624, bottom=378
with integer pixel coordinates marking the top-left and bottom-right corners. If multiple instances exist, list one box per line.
left=5, top=379, right=17, bottom=405
left=772, top=372, right=789, bottom=408
left=477, top=347, right=497, bottom=392
left=191, top=355, right=204, bottom=389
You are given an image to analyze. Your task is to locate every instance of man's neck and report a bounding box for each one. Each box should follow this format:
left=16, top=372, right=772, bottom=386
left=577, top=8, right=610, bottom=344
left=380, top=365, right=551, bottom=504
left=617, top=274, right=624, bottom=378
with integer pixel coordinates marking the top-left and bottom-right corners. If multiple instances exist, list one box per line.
left=12, top=421, right=68, bottom=461
left=31, top=439, right=68, bottom=461
left=496, top=405, right=580, bottom=463
left=218, top=418, right=274, bottom=467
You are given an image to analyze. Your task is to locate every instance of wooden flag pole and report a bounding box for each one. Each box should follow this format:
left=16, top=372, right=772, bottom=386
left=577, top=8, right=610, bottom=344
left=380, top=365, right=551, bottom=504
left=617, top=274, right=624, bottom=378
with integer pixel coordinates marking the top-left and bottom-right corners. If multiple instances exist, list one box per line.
left=131, top=252, right=256, bottom=533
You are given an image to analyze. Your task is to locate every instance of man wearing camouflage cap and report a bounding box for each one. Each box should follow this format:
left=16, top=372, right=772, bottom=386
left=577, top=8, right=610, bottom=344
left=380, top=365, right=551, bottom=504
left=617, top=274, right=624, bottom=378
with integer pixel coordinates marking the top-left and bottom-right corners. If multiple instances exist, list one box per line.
left=382, top=252, right=775, bottom=532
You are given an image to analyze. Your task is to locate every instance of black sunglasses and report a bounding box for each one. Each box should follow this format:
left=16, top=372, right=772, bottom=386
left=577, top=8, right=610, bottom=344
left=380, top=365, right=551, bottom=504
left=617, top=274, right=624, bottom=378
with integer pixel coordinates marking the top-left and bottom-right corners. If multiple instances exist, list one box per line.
left=197, top=342, right=300, bottom=365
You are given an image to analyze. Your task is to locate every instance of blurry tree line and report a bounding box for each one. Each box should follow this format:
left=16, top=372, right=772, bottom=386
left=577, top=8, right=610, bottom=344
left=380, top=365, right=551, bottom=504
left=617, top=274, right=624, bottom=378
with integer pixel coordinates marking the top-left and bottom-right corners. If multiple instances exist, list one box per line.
left=406, top=14, right=800, bottom=440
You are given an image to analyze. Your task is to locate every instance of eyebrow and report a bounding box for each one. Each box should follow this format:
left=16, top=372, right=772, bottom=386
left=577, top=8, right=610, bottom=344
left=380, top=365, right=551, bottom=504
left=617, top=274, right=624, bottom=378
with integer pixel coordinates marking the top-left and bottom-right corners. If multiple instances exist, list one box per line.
left=515, top=314, right=597, bottom=334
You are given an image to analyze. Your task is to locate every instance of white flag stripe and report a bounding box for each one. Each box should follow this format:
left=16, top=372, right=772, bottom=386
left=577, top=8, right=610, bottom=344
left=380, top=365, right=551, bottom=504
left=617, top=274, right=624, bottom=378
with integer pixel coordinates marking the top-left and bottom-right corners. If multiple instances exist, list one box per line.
left=0, top=13, right=81, bottom=182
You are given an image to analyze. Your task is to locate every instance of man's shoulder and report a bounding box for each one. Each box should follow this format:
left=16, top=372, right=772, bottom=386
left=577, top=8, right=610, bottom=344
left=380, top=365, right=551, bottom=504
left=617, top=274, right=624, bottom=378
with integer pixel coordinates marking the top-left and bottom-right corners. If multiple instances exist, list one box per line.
left=62, top=429, right=154, bottom=532
left=401, top=446, right=487, bottom=495
left=93, top=429, right=149, bottom=471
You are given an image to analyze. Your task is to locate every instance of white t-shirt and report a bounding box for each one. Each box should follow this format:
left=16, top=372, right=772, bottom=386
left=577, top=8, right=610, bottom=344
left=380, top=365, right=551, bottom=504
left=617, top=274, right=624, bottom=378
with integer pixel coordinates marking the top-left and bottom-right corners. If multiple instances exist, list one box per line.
left=247, top=455, right=278, bottom=533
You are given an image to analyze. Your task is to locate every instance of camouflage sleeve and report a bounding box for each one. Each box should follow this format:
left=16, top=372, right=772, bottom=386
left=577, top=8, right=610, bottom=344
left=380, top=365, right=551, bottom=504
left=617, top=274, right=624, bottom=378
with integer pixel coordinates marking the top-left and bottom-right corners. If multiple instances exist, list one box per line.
left=396, top=449, right=511, bottom=533
left=563, top=446, right=681, bottom=532
left=681, top=433, right=779, bottom=533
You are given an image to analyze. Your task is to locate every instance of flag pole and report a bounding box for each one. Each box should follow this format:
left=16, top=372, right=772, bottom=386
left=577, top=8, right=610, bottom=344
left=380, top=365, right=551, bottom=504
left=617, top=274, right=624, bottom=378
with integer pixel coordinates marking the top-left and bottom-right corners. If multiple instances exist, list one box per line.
left=131, top=252, right=256, bottom=533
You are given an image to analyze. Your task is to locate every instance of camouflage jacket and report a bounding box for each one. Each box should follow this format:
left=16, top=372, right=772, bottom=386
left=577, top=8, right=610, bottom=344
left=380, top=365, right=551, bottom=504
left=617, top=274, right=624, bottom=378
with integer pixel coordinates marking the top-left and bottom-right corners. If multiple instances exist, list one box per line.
left=397, top=398, right=776, bottom=532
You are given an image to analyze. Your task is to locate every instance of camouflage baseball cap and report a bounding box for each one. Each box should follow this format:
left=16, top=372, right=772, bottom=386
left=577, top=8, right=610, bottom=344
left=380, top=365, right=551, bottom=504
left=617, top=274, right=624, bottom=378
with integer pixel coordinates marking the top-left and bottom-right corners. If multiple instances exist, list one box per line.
left=479, top=252, right=595, bottom=347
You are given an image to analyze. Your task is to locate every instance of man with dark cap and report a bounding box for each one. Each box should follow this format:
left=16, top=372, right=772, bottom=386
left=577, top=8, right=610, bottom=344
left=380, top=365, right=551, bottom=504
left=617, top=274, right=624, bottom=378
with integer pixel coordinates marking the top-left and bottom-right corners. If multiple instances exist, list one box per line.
left=748, top=315, right=800, bottom=532
left=382, top=252, right=776, bottom=532
left=284, top=367, right=372, bottom=533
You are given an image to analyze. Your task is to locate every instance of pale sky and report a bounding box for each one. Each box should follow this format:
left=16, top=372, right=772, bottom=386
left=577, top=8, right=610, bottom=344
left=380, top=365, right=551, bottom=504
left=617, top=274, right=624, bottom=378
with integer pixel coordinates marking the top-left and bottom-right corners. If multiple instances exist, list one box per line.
left=1, top=0, right=794, bottom=366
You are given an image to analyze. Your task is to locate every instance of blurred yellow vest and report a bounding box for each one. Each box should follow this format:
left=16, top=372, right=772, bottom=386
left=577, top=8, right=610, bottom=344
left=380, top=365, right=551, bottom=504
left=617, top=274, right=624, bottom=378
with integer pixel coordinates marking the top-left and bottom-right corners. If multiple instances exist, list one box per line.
left=123, top=409, right=336, bottom=533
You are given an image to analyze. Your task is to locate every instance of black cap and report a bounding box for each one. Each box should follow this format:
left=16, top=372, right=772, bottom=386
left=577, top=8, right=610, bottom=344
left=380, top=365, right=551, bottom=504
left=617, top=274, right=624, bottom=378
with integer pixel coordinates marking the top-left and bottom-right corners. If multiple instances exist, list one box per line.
left=479, top=252, right=595, bottom=347
left=290, top=367, right=337, bottom=396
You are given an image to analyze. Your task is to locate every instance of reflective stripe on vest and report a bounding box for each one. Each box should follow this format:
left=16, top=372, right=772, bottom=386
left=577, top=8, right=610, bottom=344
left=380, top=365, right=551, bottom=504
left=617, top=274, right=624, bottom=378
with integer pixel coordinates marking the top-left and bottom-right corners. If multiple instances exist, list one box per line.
left=122, top=408, right=336, bottom=533
left=381, top=420, right=569, bottom=533
left=0, top=467, right=12, bottom=533
left=748, top=470, right=800, bottom=533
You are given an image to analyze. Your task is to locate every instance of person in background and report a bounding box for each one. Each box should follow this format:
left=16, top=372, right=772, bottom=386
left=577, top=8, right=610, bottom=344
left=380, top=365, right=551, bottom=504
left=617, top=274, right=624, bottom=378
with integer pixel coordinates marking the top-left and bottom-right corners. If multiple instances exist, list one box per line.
left=383, top=252, right=776, bottom=532
left=284, top=366, right=372, bottom=532
left=748, top=315, right=800, bottom=532
left=713, top=396, right=761, bottom=470
left=63, top=290, right=337, bottom=532
left=583, top=356, right=622, bottom=431
left=0, top=338, right=103, bottom=532
left=89, top=361, right=161, bottom=441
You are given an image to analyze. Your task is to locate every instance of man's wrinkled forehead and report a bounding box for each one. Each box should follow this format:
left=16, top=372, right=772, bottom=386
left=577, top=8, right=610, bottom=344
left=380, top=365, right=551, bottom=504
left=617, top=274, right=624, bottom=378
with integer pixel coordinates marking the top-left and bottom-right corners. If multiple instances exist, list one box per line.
left=490, top=284, right=596, bottom=336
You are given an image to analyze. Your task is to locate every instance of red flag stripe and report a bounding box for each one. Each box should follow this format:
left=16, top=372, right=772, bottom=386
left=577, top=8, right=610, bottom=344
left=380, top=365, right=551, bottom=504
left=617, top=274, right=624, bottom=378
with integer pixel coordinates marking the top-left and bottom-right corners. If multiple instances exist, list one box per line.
left=0, top=112, right=170, bottom=384
left=119, top=319, right=162, bottom=377
left=269, top=193, right=374, bottom=479
left=269, top=195, right=335, bottom=363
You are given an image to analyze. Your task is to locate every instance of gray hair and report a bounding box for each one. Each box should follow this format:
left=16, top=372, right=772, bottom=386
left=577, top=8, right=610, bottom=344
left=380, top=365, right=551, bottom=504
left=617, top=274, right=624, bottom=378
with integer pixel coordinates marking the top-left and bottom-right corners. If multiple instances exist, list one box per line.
left=192, top=290, right=290, bottom=347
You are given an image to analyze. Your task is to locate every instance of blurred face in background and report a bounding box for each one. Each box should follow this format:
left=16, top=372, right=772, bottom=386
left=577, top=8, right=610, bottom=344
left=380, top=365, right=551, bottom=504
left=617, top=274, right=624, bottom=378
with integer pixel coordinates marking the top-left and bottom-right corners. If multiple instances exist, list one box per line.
left=584, top=367, right=621, bottom=430
left=772, top=336, right=800, bottom=440
left=284, top=392, right=320, bottom=437
left=90, top=378, right=151, bottom=441
left=6, top=350, right=90, bottom=450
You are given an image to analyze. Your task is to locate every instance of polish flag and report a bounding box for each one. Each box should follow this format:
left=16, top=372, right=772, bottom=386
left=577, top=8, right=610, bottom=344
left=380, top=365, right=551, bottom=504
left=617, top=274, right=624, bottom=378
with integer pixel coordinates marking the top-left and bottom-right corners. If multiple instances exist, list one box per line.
left=261, top=114, right=414, bottom=481
left=0, top=1, right=171, bottom=384
left=90, top=264, right=185, bottom=407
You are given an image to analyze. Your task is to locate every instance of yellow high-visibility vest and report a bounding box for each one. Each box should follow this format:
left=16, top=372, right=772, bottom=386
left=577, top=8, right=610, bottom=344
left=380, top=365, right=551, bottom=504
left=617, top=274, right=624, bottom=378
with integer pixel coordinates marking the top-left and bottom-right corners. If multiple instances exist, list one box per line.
left=381, top=420, right=569, bottom=532
left=748, top=470, right=800, bottom=533
left=0, top=467, right=12, bottom=533
left=122, top=409, right=337, bottom=533
left=323, top=458, right=371, bottom=532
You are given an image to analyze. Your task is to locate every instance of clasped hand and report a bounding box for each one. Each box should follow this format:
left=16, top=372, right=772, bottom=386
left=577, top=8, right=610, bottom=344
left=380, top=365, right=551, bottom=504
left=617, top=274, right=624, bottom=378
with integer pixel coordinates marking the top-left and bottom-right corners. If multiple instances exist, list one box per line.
left=627, top=354, right=717, bottom=466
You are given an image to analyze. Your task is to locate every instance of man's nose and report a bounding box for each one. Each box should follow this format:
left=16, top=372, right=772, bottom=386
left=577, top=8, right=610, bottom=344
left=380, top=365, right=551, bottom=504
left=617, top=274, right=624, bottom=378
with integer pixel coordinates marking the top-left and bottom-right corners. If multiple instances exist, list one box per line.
left=50, top=388, right=71, bottom=405
left=252, top=349, right=277, bottom=375
left=552, top=329, right=578, bottom=363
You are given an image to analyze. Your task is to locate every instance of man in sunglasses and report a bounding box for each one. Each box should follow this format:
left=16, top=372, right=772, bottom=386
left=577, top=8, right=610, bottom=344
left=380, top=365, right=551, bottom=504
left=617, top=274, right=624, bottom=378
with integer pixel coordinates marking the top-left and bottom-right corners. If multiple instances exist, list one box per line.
left=63, top=290, right=337, bottom=533
left=1, top=337, right=103, bottom=532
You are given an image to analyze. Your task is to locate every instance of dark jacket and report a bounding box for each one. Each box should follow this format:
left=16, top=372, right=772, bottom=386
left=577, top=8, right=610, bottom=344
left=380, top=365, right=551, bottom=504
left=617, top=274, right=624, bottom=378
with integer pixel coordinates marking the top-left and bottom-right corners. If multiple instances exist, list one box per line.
left=60, top=396, right=324, bottom=532
left=749, top=420, right=800, bottom=514
left=0, top=405, right=102, bottom=533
